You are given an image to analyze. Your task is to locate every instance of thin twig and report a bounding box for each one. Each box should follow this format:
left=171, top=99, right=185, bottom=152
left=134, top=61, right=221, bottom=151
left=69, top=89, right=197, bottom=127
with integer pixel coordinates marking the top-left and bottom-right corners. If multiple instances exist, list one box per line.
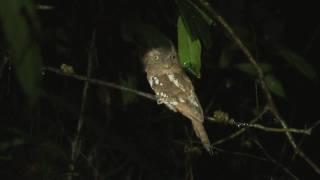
left=270, top=107, right=320, bottom=174
left=43, top=67, right=156, bottom=101
left=214, top=147, right=268, bottom=162
left=212, top=106, right=268, bottom=145
left=308, top=120, right=320, bottom=132
left=44, top=67, right=309, bottom=137
left=68, top=31, right=95, bottom=180
left=79, top=152, right=100, bottom=180
left=47, top=62, right=318, bottom=175
left=254, top=140, right=299, bottom=180
left=104, top=158, right=130, bottom=178
left=207, top=115, right=310, bottom=134
left=195, top=0, right=320, bottom=174
left=245, top=123, right=310, bottom=134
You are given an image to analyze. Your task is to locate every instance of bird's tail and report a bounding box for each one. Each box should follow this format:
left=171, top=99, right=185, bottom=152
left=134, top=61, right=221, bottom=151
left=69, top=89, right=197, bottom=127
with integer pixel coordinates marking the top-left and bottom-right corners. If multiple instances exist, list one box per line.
left=191, top=120, right=213, bottom=155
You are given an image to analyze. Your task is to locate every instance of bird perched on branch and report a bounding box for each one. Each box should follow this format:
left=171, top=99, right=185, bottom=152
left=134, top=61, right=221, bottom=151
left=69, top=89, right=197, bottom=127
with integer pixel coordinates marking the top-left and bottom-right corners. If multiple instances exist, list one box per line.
left=142, top=43, right=212, bottom=154
left=122, top=20, right=212, bottom=154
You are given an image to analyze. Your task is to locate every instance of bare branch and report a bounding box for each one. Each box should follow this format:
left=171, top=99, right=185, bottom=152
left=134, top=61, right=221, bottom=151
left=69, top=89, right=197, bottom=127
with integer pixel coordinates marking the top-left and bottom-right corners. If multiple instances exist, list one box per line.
left=44, top=67, right=310, bottom=139
left=194, top=0, right=320, bottom=174
left=69, top=31, right=95, bottom=180
left=254, top=140, right=299, bottom=180
left=214, top=147, right=268, bottom=162
left=308, top=120, right=320, bottom=132
left=208, top=115, right=310, bottom=135
left=43, top=66, right=156, bottom=101
left=212, top=106, right=268, bottom=145
left=244, top=123, right=311, bottom=135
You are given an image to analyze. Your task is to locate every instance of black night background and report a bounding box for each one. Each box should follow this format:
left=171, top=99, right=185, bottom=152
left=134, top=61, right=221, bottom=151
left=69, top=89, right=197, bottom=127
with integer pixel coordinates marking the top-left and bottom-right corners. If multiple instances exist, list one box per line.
left=0, top=0, right=319, bottom=179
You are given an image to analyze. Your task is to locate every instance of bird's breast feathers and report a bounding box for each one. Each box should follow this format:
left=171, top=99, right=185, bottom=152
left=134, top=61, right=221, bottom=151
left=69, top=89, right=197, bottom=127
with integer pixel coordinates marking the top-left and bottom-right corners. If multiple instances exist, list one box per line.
left=147, top=72, right=203, bottom=123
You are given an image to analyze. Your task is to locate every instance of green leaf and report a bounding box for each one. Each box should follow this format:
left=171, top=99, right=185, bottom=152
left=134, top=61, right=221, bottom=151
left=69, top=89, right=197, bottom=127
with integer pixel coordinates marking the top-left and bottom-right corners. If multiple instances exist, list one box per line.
left=176, top=0, right=213, bottom=49
left=0, top=0, right=42, bottom=101
left=178, top=16, right=202, bottom=78
left=265, top=74, right=286, bottom=98
left=277, top=48, right=317, bottom=80
left=235, top=63, right=272, bottom=76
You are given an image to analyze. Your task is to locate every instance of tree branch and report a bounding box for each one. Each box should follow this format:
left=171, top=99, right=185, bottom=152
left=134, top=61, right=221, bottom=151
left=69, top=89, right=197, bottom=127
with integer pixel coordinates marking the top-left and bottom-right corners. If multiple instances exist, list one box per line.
left=254, top=140, right=299, bottom=179
left=207, top=116, right=311, bottom=135
left=43, top=67, right=311, bottom=138
left=43, top=66, right=156, bottom=101
left=212, top=106, right=268, bottom=145
left=194, top=0, right=320, bottom=174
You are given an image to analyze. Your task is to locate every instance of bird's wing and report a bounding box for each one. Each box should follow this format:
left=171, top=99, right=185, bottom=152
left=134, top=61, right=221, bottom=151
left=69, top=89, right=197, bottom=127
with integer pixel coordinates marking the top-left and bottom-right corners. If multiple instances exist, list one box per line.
left=147, top=72, right=212, bottom=154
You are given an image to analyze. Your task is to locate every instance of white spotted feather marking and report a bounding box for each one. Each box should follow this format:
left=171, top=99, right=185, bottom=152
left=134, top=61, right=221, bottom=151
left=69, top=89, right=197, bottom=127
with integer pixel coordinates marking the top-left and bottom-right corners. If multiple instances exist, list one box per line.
left=148, top=77, right=153, bottom=87
left=179, top=97, right=185, bottom=103
left=167, top=74, right=186, bottom=92
left=152, top=76, right=159, bottom=85
left=188, top=94, right=199, bottom=107
left=170, top=101, right=178, bottom=105
left=149, top=76, right=161, bottom=88
left=160, top=92, right=168, bottom=98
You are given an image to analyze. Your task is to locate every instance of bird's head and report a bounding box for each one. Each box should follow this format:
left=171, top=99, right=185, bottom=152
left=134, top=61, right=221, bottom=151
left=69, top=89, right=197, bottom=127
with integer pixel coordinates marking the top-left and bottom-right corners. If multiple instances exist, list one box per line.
left=142, top=46, right=179, bottom=70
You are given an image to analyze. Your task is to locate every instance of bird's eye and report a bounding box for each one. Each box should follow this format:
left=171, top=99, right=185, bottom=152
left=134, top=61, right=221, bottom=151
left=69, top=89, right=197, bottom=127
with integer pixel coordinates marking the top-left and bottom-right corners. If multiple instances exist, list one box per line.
left=170, top=55, right=176, bottom=59
left=153, top=55, right=159, bottom=61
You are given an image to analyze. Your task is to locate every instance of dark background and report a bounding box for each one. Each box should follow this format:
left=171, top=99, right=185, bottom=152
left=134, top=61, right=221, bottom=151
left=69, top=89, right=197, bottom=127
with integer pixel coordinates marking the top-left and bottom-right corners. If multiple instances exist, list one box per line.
left=1, top=0, right=319, bottom=179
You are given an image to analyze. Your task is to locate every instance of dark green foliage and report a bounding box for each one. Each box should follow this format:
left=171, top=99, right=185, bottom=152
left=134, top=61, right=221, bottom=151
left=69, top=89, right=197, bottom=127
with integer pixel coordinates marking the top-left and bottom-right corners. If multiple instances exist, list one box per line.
left=265, top=74, right=286, bottom=98
left=0, top=0, right=42, bottom=101
left=276, top=48, right=317, bottom=81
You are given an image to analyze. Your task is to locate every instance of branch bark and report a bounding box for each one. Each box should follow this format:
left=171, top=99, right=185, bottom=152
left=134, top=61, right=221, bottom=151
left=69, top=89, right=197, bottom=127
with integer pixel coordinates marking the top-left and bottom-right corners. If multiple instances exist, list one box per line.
left=194, top=0, right=320, bottom=174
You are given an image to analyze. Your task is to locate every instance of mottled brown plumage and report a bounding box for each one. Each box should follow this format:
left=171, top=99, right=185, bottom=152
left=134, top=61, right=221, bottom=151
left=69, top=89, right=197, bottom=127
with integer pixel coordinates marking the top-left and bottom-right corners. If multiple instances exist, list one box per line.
left=142, top=45, right=212, bottom=154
